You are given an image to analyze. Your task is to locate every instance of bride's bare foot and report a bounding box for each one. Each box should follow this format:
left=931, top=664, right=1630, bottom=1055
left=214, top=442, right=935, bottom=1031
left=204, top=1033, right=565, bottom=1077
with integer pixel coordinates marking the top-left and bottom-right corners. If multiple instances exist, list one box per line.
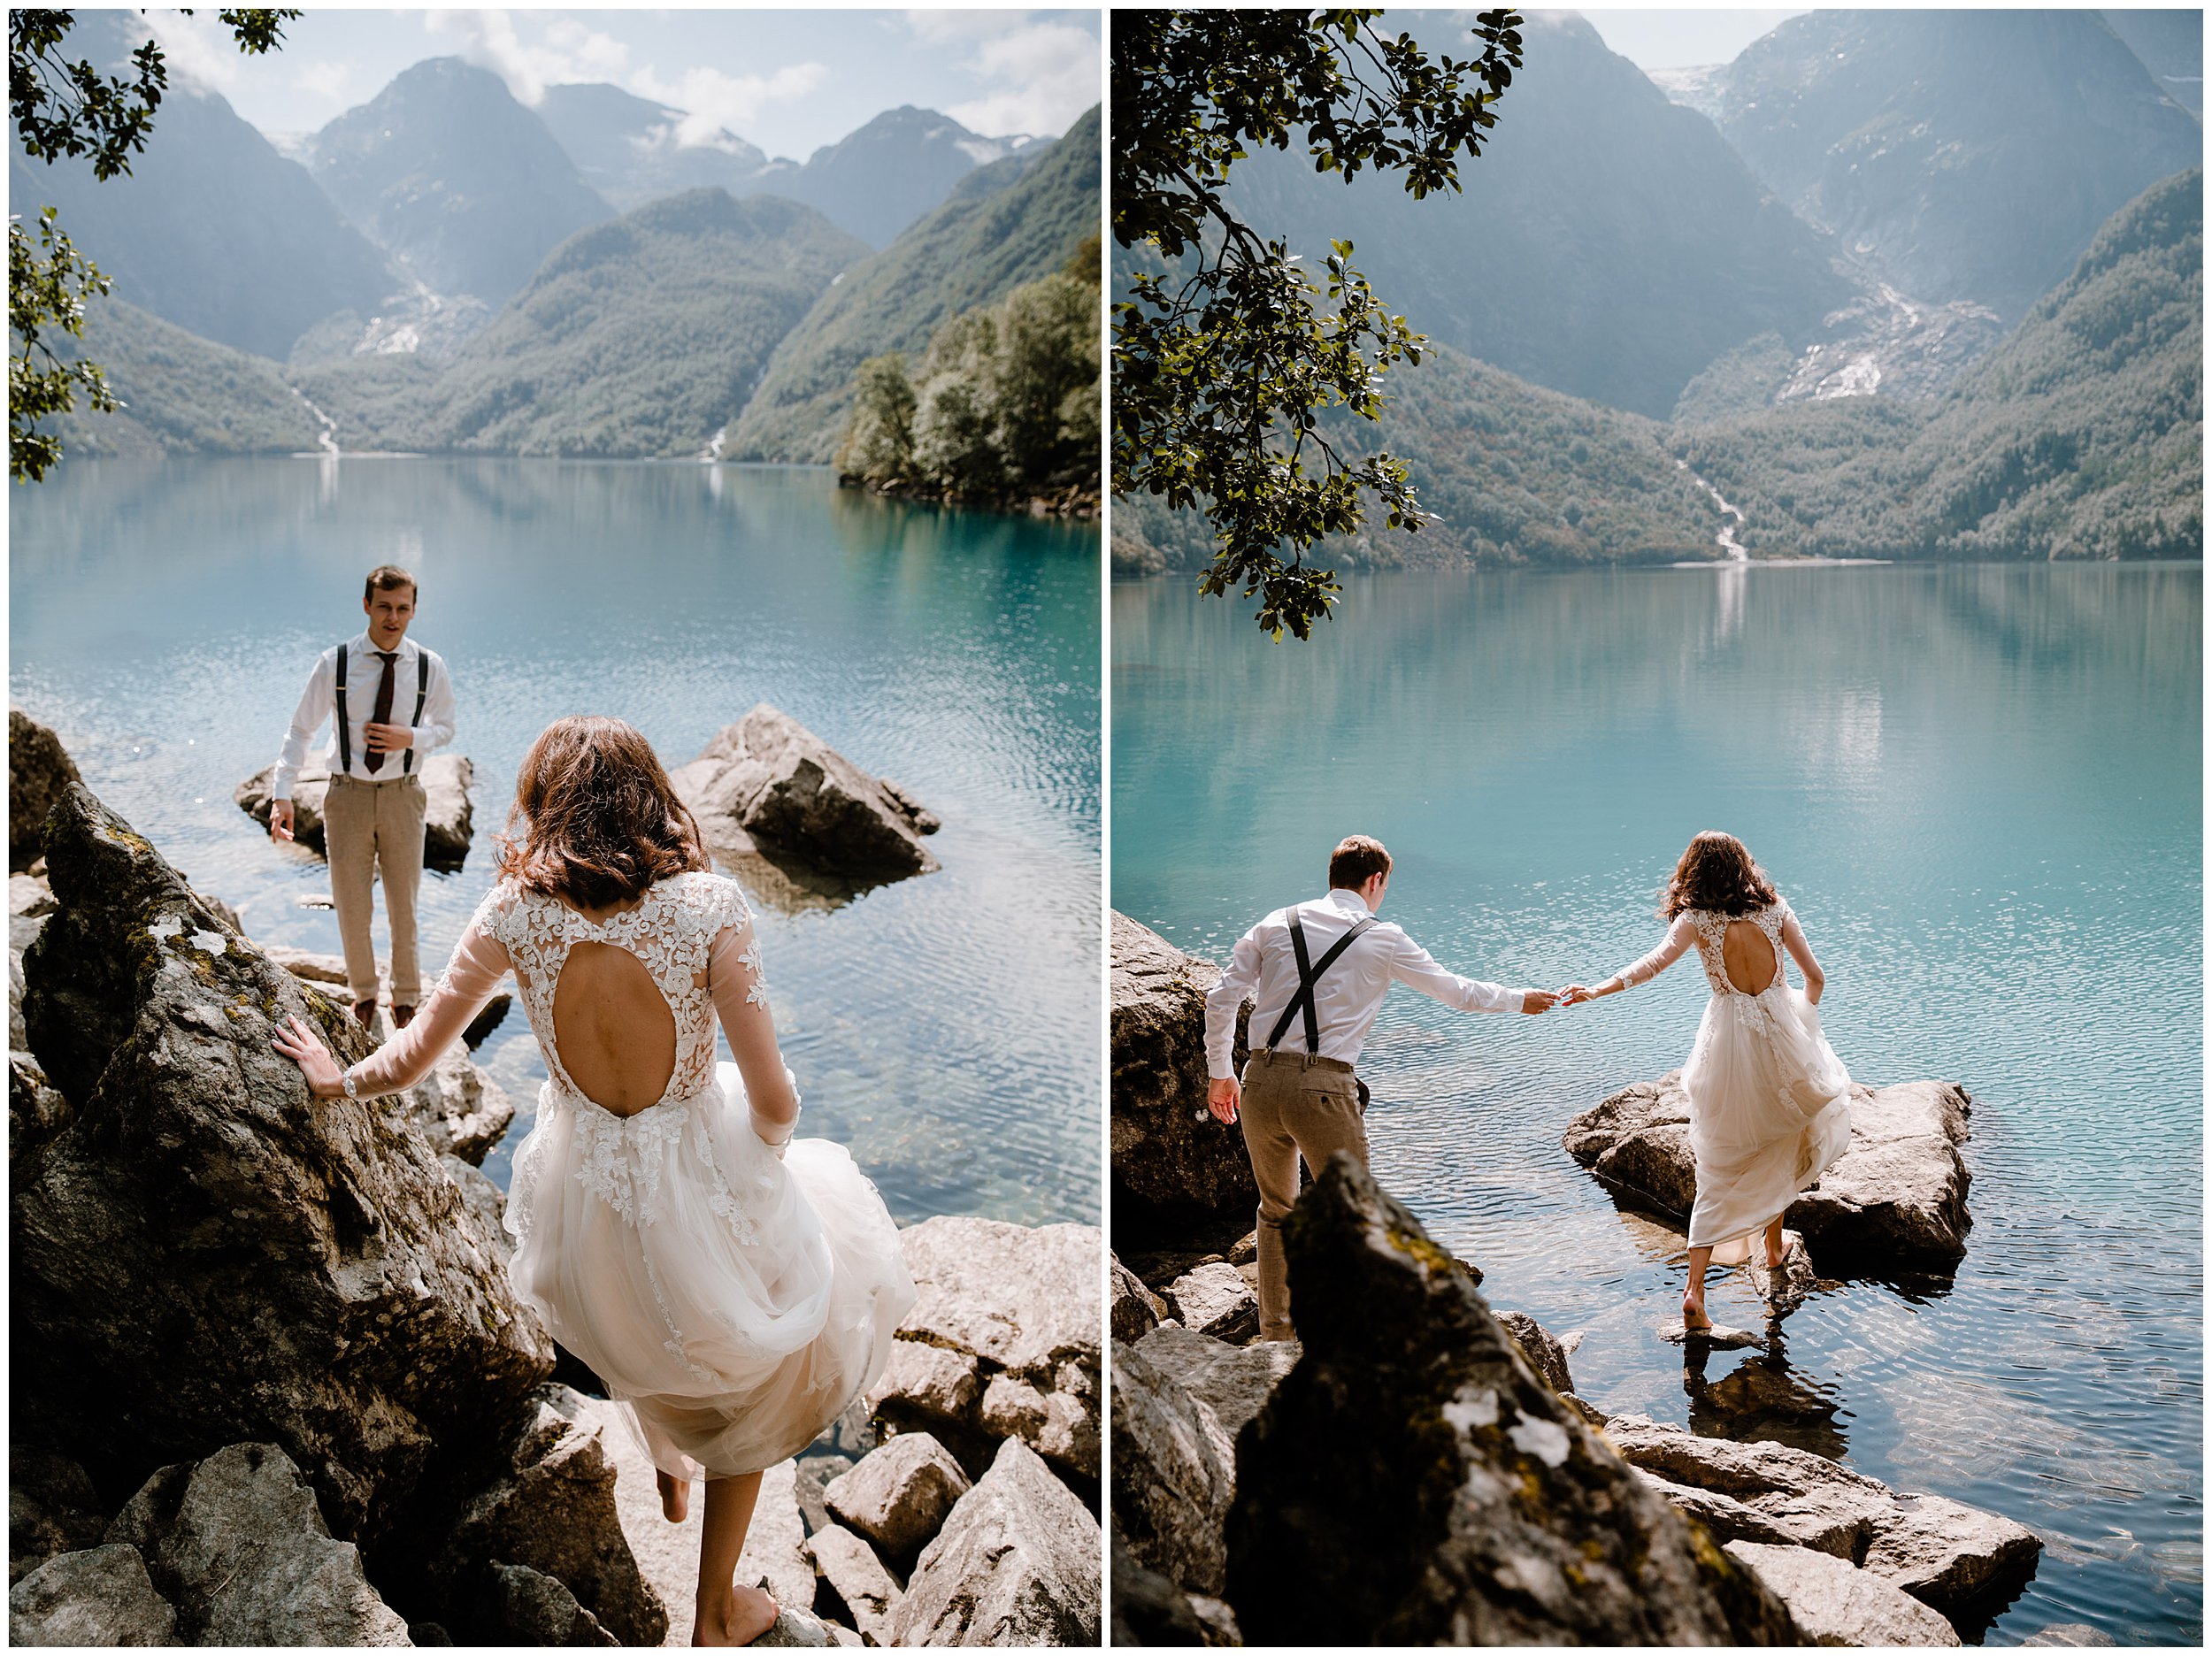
left=1765, top=1244, right=1789, bottom=1272
left=657, top=1468, right=690, bottom=1523
left=693, top=1582, right=776, bottom=1646
left=1681, top=1294, right=1712, bottom=1332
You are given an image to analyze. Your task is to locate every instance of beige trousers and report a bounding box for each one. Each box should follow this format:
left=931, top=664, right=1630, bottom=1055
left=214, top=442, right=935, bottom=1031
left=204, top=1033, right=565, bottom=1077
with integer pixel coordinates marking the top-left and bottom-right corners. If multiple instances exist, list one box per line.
left=322, top=773, right=426, bottom=1004
left=1238, top=1049, right=1369, bottom=1342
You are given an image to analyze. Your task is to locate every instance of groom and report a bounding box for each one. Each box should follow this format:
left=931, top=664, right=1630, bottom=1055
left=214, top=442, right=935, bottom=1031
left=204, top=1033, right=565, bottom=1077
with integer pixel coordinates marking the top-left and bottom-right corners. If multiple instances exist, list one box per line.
left=268, top=565, right=457, bottom=1030
left=1203, top=834, right=1555, bottom=1342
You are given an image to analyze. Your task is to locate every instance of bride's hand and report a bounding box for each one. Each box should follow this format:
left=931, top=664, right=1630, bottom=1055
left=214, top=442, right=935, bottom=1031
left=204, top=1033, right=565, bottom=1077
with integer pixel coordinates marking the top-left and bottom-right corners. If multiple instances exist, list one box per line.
left=273, top=1013, right=347, bottom=1100
left=1556, top=983, right=1597, bottom=1007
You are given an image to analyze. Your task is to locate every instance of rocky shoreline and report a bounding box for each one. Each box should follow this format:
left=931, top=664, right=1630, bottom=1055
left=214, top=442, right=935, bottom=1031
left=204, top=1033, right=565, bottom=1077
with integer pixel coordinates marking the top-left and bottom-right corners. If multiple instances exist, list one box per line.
left=1107, top=910, right=2044, bottom=1645
left=9, top=714, right=1098, bottom=1647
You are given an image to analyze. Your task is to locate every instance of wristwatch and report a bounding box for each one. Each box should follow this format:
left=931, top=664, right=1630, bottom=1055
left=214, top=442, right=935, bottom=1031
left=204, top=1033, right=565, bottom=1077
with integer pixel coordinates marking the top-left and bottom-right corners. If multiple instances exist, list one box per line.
left=340, top=1067, right=360, bottom=1102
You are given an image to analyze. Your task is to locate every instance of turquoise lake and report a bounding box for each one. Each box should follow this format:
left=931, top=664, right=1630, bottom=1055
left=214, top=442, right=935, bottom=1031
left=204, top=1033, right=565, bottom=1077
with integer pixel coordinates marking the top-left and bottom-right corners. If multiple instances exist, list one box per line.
left=11, top=456, right=1101, bottom=1229
left=1113, top=563, right=2200, bottom=1645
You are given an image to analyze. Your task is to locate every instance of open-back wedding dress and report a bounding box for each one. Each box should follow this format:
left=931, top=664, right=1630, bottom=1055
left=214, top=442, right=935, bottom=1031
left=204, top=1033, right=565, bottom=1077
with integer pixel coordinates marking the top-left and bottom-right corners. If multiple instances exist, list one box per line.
left=1617, top=899, right=1853, bottom=1263
left=346, top=870, right=917, bottom=1477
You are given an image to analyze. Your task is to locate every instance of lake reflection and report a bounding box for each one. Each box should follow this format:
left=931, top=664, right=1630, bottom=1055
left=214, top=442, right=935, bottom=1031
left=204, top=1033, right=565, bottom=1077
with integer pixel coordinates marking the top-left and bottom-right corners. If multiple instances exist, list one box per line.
left=1114, top=562, right=2200, bottom=1644
left=12, top=456, right=1101, bottom=1228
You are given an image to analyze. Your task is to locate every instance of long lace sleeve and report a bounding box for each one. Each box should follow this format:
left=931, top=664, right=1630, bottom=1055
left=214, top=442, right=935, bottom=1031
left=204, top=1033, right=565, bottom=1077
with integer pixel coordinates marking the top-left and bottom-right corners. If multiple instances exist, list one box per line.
left=708, top=908, right=801, bottom=1150
left=1776, top=901, right=1822, bottom=994
left=1617, top=912, right=1697, bottom=988
left=344, top=921, right=511, bottom=1097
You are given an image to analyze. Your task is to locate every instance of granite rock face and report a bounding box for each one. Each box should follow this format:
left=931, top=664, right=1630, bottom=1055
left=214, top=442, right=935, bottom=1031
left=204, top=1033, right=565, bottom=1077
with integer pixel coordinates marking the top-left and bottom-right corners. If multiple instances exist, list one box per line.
left=1110, top=1336, right=1238, bottom=1598
left=1225, top=1154, right=1797, bottom=1646
left=1495, top=1310, right=1579, bottom=1397
left=235, top=756, right=475, bottom=872
left=805, top=1523, right=902, bottom=1646
left=10, top=710, right=81, bottom=871
left=104, top=1441, right=411, bottom=1645
left=1164, top=1260, right=1258, bottom=1342
left=1564, top=1070, right=1974, bottom=1270
left=822, top=1432, right=972, bottom=1560
left=12, top=784, right=552, bottom=1556
left=886, top=1438, right=1102, bottom=1647
left=1110, top=911, right=1256, bottom=1239
left=1110, top=1252, right=1168, bottom=1344
left=1725, top=1538, right=1962, bottom=1646
left=1604, top=1414, right=2042, bottom=1614
left=667, top=705, right=940, bottom=885
left=7, top=1542, right=177, bottom=1647
left=867, top=1215, right=1101, bottom=1486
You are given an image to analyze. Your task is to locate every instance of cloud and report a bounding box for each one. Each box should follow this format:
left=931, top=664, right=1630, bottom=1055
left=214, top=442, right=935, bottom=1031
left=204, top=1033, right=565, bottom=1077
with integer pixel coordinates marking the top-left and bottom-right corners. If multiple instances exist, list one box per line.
left=142, top=12, right=255, bottom=97
left=423, top=9, right=631, bottom=105
left=943, top=19, right=1099, bottom=138
left=625, top=62, right=831, bottom=150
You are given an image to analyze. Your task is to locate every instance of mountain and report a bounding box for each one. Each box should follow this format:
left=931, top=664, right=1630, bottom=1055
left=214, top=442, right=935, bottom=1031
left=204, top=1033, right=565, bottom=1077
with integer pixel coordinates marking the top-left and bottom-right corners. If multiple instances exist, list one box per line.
left=1213, top=12, right=1851, bottom=420
left=785, top=105, right=1040, bottom=248
left=1680, top=168, right=2203, bottom=560
left=32, top=297, right=324, bottom=457
left=729, top=104, right=1101, bottom=464
left=306, top=58, right=615, bottom=304
left=9, top=13, right=395, bottom=361
left=2101, top=9, right=2204, bottom=117
left=294, top=190, right=867, bottom=457
left=535, top=82, right=771, bottom=211
left=1707, top=10, right=2200, bottom=323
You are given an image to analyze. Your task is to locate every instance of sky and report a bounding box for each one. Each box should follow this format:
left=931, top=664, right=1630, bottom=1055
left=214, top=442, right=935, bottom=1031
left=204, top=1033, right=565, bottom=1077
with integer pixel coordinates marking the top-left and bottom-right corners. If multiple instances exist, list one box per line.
left=1581, top=9, right=1810, bottom=71
left=148, top=7, right=1102, bottom=158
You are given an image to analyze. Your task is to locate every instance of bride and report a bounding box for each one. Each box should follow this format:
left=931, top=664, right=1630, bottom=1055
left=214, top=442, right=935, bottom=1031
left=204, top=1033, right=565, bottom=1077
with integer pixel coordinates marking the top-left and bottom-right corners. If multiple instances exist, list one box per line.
left=1562, top=832, right=1852, bottom=1333
left=276, top=716, right=917, bottom=1644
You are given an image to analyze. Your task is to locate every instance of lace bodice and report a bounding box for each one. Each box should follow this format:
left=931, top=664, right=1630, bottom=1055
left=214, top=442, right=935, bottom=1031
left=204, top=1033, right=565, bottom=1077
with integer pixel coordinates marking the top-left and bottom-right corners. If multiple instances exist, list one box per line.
left=1618, top=898, right=1805, bottom=999
left=476, top=871, right=757, bottom=1112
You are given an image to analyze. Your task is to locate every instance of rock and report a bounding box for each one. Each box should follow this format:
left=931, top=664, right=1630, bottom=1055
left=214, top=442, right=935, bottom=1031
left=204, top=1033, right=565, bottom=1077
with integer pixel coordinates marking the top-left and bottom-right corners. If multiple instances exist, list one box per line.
left=1110, top=1253, right=1168, bottom=1344
left=806, top=1523, right=902, bottom=1645
left=7, top=1543, right=177, bottom=1646
left=792, top=1453, right=853, bottom=1536
left=14, top=784, right=551, bottom=1553
left=753, top=1599, right=835, bottom=1646
left=1110, top=1338, right=1236, bottom=1597
left=823, top=1433, right=972, bottom=1560
left=435, top=1384, right=666, bottom=1646
left=1110, top=1524, right=1219, bottom=1646
left=1131, top=1325, right=1298, bottom=1446
left=442, top=1156, right=511, bottom=1260
left=1110, top=912, right=1257, bottom=1240
left=1724, top=1540, right=1962, bottom=1646
left=265, top=944, right=511, bottom=1047
left=10, top=1446, right=108, bottom=1584
left=1634, top=1470, right=1809, bottom=1550
left=198, top=893, right=245, bottom=934
left=886, top=1437, right=1102, bottom=1647
left=234, top=755, right=475, bottom=872
left=11, top=872, right=57, bottom=917
left=403, top=1046, right=516, bottom=1165
left=104, top=1440, right=409, bottom=1644
left=874, top=1216, right=1102, bottom=1485
left=2020, top=1625, right=2119, bottom=1646
left=1225, top=1154, right=1797, bottom=1646
left=1661, top=1321, right=1765, bottom=1349
left=877, top=778, right=941, bottom=836
left=1164, top=1261, right=1258, bottom=1342
left=667, top=705, right=939, bottom=884
left=1564, top=1070, right=1974, bottom=1271
left=10, top=710, right=81, bottom=871
left=1745, top=1229, right=1823, bottom=1315
left=1495, top=1310, right=1578, bottom=1396
left=1601, top=1414, right=2041, bottom=1611
left=486, top=1560, right=618, bottom=1646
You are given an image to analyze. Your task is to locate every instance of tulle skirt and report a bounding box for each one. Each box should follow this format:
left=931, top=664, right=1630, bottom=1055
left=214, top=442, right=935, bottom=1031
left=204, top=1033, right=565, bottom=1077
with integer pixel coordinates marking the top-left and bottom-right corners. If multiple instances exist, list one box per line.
left=1680, top=986, right=1853, bottom=1263
left=503, top=1061, right=918, bottom=1479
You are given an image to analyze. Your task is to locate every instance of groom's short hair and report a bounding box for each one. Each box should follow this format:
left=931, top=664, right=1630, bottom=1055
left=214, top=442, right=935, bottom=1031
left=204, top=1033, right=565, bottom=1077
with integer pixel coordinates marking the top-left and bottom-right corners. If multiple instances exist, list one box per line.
left=365, top=564, right=417, bottom=603
left=1329, top=835, right=1392, bottom=888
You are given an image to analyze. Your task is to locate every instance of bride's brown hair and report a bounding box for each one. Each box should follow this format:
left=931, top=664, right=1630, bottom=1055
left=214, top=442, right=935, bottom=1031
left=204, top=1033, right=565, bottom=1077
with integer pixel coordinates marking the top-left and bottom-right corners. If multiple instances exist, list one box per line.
left=1658, top=831, right=1779, bottom=920
left=497, top=716, right=710, bottom=908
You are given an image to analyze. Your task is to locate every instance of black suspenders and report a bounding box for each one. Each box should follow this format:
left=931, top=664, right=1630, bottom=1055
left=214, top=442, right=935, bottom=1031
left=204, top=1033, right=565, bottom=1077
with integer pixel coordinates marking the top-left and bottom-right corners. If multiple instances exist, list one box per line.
left=331, top=642, right=430, bottom=777
left=1265, top=912, right=1379, bottom=1052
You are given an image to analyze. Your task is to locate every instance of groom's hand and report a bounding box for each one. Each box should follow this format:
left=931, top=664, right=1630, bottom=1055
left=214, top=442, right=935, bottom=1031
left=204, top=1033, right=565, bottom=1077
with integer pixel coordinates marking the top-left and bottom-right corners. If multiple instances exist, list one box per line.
left=364, top=722, right=413, bottom=752
left=1207, top=1077, right=1240, bottom=1125
left=269, top=799, right=296, bottom=843
left=1520, top=989, right=1558, bottom=1015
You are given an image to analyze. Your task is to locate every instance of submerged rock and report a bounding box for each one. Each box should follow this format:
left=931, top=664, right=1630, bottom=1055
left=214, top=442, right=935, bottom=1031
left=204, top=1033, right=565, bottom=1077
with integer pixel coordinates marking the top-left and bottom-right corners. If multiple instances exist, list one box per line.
left=1602, top=1414, right=2041, bottom=1614
left=1225, top=1154, right=1796, bottom=1646
left=105, top=1440, right=410, bottom=1645
left=10, top=710, right=81, bottom=872
left=667, top=705, right=940, bottom=887
left=867, top=1216, right=1101, bottom=1487
left=1110, top=912, right=1256, bottom=1240
left=1564, top=1070, right=1975, bottom=1271
left=234, top=756, right=476, bottom=872
left=886, top=1437, right=1102, bottom=1647
left=13, top=783, right=552, bottom=1554
left=1725, top=1538, right=1962, bottom=1646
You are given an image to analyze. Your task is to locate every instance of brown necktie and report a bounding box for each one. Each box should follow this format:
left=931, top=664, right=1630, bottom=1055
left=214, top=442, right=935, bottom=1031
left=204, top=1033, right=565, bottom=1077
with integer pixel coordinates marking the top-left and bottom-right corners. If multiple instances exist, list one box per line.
left=363, top=650, right=398, bottom=773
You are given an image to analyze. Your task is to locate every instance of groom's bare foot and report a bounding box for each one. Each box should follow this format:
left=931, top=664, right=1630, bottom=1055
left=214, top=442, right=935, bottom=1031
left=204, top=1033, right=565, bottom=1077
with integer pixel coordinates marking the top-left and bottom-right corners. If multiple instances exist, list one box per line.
left=693, top=1583, right=776, bottom=1646
left=657, top=1468, right=689, bottom=1523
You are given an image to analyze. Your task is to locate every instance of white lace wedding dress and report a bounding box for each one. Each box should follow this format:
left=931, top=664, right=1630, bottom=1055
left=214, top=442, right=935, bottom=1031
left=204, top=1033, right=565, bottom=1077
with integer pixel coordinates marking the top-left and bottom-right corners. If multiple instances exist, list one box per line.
left=346, top=870, right=917, bottom=1478
left=1616, top=899, right=1853, bottom=1263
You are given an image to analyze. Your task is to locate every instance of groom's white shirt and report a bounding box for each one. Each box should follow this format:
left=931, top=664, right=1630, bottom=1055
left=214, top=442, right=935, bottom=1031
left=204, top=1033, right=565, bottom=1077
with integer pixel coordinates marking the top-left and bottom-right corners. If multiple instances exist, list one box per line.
left=273, top=631, right=457, bottom=801
left=1203, top=888, right=1526, bottom=1079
